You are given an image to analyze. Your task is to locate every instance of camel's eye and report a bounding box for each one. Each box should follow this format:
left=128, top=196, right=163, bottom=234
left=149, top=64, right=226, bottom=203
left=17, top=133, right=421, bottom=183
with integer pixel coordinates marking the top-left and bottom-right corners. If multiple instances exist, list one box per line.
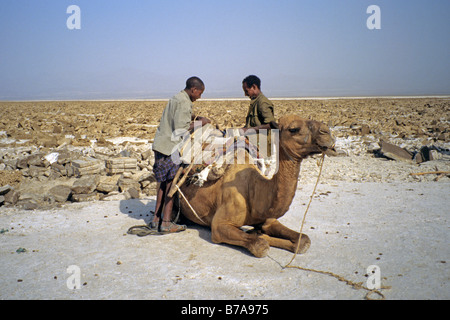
left=288, top=127, right=300, bottom=133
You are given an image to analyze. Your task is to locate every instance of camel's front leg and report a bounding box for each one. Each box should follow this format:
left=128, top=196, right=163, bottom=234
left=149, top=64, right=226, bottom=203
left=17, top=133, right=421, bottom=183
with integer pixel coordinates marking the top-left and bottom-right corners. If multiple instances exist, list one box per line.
left=211, top=207, right=270, bottom=258
left=260, top=219, right=311, bottom=254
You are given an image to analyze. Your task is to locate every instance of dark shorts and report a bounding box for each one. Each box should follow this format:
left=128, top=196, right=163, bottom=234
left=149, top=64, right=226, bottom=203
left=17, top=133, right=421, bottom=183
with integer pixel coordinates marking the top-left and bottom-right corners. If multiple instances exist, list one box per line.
left=153, top=151, right=181, bottom=183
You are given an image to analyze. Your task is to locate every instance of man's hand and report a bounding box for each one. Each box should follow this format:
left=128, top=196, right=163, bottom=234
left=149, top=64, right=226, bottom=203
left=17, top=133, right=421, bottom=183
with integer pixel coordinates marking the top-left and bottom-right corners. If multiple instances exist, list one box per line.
left=189, top=116, right=211, bottom=131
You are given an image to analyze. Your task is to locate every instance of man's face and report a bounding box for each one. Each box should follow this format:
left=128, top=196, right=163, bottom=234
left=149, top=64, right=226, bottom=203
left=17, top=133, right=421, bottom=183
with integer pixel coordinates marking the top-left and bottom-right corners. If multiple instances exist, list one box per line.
left=189, top=87, right=204, bottom=102
left=242, top=82, right=259, bottom=99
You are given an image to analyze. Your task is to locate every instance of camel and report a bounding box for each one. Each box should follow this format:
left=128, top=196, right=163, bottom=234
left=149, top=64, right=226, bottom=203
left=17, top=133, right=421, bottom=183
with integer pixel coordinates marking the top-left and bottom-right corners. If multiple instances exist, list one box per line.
left=178, top=115, right=336, bottom=258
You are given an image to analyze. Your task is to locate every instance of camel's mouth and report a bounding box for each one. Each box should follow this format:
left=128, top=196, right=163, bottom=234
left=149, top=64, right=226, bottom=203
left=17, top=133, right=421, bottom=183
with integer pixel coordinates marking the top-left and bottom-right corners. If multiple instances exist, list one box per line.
left=319, top=145, right=338, bottom=157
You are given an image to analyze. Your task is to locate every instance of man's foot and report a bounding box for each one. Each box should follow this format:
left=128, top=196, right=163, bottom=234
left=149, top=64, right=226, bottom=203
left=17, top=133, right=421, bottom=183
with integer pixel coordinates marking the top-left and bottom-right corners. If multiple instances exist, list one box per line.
left=159, top=221, right=186, bottom=234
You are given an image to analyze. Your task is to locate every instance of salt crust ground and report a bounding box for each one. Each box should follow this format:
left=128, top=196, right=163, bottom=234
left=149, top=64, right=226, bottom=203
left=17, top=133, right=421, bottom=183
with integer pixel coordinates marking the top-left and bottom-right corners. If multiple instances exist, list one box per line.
left=1, top=176, right=448, bottom=300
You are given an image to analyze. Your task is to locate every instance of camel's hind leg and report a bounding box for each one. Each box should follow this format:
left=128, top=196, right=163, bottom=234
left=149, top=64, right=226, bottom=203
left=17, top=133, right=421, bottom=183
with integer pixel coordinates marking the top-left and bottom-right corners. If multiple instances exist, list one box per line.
left=210, top=207, right=270, bottom=258
left=260, top=219, right=311, bottom=254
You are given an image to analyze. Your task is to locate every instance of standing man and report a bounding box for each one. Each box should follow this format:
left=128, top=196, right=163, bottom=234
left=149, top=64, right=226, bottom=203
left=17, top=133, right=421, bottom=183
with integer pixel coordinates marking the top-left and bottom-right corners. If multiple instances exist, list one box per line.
left=242, top=75, right=275, bottom=129
left=241, top=75, right=276, bottom=157
left=151, top=76, right=210, bottom=234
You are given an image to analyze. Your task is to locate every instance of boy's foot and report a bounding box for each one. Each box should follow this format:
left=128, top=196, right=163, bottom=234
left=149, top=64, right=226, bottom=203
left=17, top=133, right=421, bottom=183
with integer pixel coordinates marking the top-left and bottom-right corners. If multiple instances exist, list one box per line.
left=159, top=221, right=186, bottom=234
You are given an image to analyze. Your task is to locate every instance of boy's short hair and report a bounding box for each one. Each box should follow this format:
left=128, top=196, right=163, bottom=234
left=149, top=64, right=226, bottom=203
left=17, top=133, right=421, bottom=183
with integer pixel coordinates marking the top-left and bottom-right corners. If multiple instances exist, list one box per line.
left=185, top=76, right=205, bottom=90
left=242, top=75, right=261, bottom=89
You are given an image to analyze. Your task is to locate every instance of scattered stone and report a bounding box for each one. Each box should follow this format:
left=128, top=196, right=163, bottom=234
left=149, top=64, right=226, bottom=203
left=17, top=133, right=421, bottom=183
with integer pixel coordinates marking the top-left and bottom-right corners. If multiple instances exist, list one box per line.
left=71, top=176, right=99, bottom=194
left=48, top=185, right=72, bottom=203
left=71, top=192, right=99, bottom=202
left=117, top=177, right=140, bottom=193
left=96, top=175, right=120, bottom=193
left=105, top=157, right=137, bottom=175
left=71, top=158, right=103, bottom=177
left=4, top=189, right=20, bottom=205
left=51, top=163, right=66, bottom=175
left=26, top=153, right=47, bottom=167
left=141, top=149, right=153, bottom=160
left=379, top=141, right=414, bottom=163
left=0, top=184, right=12, bottom=195
left=0, top=98, right=448, bottom=209
left=18, top=199, right=39, bottom=210
left=125, top=187, right=140, bottom=199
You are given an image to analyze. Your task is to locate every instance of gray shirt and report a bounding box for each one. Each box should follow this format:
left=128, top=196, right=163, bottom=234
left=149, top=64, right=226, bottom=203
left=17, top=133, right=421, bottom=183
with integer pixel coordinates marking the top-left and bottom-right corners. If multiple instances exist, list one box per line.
left=152, top=90, right=192, bottom=156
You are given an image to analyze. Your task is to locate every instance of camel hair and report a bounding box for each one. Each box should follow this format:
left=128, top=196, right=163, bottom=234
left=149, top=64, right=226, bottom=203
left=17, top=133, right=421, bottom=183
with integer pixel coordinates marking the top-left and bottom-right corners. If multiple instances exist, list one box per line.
left=178, top=114, right=337, bottom=258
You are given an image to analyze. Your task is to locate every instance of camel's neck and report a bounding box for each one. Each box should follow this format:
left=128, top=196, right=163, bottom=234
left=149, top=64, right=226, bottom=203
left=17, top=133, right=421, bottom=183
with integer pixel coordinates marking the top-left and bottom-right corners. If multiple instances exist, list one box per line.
left=267, top=146, right=303, bottom=218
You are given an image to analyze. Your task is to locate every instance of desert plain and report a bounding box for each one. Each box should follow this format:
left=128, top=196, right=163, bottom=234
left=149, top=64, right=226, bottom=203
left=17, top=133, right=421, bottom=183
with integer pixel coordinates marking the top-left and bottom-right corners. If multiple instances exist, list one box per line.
left=0, top=97, right=449, bottom=300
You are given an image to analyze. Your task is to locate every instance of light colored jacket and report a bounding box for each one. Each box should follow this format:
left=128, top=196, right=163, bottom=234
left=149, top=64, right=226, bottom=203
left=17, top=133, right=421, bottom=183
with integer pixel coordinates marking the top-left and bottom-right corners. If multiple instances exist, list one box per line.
left=152, top=90, right=192, bottom=156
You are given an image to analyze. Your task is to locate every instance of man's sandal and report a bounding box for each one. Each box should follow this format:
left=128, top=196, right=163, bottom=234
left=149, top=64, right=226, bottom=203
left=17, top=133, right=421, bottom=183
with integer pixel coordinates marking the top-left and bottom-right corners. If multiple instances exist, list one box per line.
left=127, top=224, right=160, bottom=237
left=159, top=221, right=187, bottom=234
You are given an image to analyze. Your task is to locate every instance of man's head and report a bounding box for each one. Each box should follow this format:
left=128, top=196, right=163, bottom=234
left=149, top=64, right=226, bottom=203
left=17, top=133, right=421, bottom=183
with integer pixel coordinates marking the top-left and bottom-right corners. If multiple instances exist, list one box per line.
left=242, top=75, right=261, bottom=99
left=185, top=76, right=205, bottom=102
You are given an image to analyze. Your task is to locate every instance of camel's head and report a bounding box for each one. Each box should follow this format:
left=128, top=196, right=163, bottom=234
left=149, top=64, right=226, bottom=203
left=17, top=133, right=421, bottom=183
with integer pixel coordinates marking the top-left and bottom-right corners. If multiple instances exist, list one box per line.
left=277, top=115, right=337, bottom=159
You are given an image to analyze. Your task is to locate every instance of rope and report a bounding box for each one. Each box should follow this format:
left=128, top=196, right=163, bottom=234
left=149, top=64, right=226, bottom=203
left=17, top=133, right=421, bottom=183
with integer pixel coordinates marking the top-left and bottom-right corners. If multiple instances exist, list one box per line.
left=285, top=154, right=325, bottom=267
left=176, top=184, right=207, bottom=225
left=281, top=153, right=391, bottom=300
left=284, top=265, right=391, bottom=300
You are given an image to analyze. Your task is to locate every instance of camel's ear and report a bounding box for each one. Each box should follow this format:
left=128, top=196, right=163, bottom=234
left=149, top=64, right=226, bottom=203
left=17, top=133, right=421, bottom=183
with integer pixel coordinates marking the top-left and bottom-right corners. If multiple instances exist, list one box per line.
left=269, top=121, right=279, bottom=130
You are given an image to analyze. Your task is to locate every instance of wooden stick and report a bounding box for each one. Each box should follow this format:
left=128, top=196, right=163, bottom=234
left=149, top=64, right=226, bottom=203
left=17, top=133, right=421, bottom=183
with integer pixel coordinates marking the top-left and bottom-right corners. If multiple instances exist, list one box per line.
left=168, top=161, right=195, bottom=197
left=168, top=166, right=184, bottom=197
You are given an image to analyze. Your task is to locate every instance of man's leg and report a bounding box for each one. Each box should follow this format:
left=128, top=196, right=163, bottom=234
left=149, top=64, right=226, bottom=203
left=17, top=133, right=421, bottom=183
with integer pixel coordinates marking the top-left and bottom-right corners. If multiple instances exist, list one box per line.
left=161, top=181, right=174, bottom=227
left=151, top=181, right=165, bottom=228
left=160, top=180, right=186, bottom=233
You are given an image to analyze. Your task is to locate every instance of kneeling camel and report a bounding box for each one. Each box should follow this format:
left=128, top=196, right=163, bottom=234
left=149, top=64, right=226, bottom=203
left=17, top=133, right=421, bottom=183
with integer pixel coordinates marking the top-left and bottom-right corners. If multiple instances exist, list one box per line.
left=178, top=115, right=336, bottom=258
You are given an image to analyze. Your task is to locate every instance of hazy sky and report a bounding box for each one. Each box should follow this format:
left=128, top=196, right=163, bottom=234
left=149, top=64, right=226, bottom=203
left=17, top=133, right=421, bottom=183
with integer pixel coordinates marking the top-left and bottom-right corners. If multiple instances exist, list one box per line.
left=1, top=0, right=449, bottom=100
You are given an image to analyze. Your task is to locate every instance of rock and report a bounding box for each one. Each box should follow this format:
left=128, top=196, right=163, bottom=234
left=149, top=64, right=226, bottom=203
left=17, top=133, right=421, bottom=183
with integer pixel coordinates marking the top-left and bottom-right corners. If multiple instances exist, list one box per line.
left=379, top=141, right=414, bottom=163
left=48, top=185, right=72, bottom=202
left=430, top=150, right=442, bottom=161
left=105, top=157, right=137, bottom=175
left=53, top=125, right=62, bottom=134
left=96, top=175, right=120, bottom=193
left=26, top=153, right=46, bottom=167
left=100, top=191, right=127, bottom=201
left=72, top=176, right=99, bottom=194
left=51, top=163, right=66, bottom=175
left=117, top=177, right=140, bottom=192
left=71, top=158, right=103, bottom=177
left=367, top=142, right=380, bottom=153
left=0, top=195, right=4, bottom=206
left=16, top=157, right=28, bottom=169
left=125, top=187, right=140, bottom=199
left=4, top=189, right=20, bottom=205
left=437, top=132, right=448, bottom=141
left=41, top=137, right=59, bottom=148
left=18, top=199, right=39, bottom=210
left=65, top=164, right=75, bottom=177
left=141, top=149, right=152, bottom=160
left=71, top=192, right=99, bottom=202
left=361, top=124, right=370, bottom=135
left=0, top=184, right=12, bottom=195
left=142, top=181, right=158, bottom=196
left=57, top=151, right=74, bottom=165
left=28, top=165, right=45, bottom=178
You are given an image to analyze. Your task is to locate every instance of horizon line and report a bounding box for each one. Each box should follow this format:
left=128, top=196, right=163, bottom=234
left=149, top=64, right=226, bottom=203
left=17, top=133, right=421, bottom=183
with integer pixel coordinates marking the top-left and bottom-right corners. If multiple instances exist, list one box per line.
left=1, top=95, right=449, bottom=103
